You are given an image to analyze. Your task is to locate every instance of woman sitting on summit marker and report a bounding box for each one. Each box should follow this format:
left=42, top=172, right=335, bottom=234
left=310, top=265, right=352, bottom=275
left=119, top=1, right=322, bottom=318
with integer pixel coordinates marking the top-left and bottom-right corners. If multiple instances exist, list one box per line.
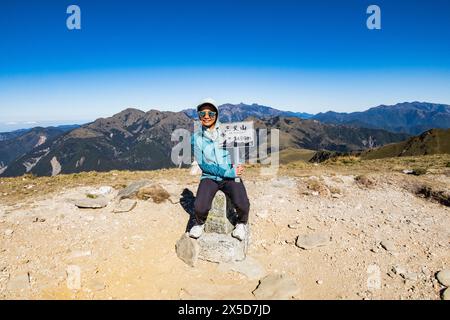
left=189, top=99, right=250, bottom=241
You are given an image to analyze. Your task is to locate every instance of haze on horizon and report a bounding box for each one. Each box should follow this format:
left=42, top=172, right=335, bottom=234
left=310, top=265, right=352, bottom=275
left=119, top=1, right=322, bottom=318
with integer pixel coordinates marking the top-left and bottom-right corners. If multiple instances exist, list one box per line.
left=1, top=0, right=450, bottom=131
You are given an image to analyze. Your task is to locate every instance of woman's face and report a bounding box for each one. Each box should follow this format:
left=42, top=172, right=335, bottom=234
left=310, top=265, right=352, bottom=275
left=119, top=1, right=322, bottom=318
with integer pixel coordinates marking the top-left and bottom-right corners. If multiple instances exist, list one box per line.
left=198, top=106, right=217, bottom=127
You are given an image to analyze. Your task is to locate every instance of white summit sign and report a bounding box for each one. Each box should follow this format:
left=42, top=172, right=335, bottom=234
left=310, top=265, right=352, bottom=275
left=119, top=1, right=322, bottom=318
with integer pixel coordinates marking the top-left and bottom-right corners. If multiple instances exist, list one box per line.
left=219, top=121, right=255, bottom=183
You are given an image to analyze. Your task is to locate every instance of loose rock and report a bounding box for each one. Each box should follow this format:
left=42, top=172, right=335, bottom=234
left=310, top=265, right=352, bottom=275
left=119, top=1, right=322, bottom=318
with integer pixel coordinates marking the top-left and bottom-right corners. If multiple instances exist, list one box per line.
left=436, top=269, right=450, bottom=287
left=252, top=274, right=299, bottom=299
left=7, top=273, right=30, bottom=291
left=217, top=256, right=266, bottom=280
left=392, top=265, right=407, bottom=275
left=442, top=287, right=450, bottom=300
left=117, top=180, right=151, bottom=200
left=380, top=240, right=396, bottom=252
left=175, top=233, right=200, bottom=267
left=74, top=196, right=109, bottom=209
left=256, top=209, right=269, bottom=219
left=87, top=279, right=106, bottom=291
left=295, top=233, right=331, bottom=250
left=403, top=272, right=420, bottom=282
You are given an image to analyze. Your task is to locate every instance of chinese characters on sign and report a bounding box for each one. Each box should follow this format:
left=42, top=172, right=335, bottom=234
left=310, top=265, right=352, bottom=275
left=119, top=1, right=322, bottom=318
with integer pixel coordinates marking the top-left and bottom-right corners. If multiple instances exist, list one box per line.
left=219, top=121, right=255, bottom=147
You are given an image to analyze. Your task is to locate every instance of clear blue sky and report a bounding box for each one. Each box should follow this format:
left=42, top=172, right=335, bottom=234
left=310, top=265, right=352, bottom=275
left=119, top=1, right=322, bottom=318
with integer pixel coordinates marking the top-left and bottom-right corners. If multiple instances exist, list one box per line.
left=1, top=0, right=450, bottom=130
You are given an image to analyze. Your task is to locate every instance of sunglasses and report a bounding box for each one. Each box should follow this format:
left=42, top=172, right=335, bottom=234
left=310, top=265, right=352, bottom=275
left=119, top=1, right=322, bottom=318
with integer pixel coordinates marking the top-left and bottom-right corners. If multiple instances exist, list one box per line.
left=198, top=111, right=217, bottom=118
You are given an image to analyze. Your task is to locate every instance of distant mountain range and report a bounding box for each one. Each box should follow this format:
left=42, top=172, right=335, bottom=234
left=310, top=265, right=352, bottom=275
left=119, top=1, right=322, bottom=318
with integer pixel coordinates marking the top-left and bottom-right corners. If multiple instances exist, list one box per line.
left=1, top=101, right=449, bottom=177
left=0, top=125, right=80, bottom=142
left=312, top=102, right=450, bottom=135
left=183, top=103, right=314, bottom=122
left=0, top=125, right=80, bottom=175
left=0, top=129, right=29, bottom=142
left=1, top=109, right=191, bottom=177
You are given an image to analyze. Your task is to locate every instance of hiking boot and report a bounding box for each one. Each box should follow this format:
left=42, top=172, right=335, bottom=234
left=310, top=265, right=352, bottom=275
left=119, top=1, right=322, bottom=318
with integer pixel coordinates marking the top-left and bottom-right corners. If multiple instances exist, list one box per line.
left=189, top=224, right=204, bottom=239
left=232, top=223, right=247, bottom=241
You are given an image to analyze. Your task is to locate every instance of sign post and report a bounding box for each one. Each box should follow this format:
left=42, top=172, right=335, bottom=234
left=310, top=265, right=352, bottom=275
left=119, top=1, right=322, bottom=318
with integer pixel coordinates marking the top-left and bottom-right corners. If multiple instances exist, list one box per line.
left=219, top=121, right=255, bottom=183
left=234, top=146, right=240, bottom=182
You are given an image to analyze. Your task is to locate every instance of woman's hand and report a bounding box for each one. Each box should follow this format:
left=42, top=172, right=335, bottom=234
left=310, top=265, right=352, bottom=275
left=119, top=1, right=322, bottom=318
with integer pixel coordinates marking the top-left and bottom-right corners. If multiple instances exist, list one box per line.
left=235, top=164, right=245, bottom=176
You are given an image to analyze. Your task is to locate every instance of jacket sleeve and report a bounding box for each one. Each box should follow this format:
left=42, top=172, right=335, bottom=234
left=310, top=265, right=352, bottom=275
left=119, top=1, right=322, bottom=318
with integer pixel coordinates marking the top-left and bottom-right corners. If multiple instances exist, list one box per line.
left=193, top=135, right=236, bottom=178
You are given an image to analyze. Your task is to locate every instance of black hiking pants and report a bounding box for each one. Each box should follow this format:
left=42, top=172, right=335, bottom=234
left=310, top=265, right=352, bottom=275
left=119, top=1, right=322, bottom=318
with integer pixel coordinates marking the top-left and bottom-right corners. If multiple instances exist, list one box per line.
left=194, top=178, right=250, bottom=225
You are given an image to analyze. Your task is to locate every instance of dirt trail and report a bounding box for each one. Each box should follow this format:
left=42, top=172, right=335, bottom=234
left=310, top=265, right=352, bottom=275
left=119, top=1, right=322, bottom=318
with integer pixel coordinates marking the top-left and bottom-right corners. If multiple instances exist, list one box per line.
left=0, top=169, right=449, bottom=300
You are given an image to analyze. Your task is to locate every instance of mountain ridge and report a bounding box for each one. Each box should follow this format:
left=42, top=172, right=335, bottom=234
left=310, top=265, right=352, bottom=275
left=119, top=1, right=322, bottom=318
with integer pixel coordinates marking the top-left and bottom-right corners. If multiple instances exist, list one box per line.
left=1, top=101, right=449, bottom=177
left=182, top=102, right=314, bottom=122
left=312, top=101, right=450, bottom=135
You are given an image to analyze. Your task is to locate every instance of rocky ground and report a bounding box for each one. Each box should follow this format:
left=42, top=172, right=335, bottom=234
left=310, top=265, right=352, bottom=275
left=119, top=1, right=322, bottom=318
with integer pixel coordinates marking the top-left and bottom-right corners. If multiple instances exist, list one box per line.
left=0, top=157, right=449, bottom=300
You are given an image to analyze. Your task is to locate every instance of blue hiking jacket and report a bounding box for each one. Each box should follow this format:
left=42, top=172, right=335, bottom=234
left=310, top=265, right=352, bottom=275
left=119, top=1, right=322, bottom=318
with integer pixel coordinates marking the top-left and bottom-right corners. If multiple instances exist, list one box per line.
left=192, top=119, right=236, bottom=181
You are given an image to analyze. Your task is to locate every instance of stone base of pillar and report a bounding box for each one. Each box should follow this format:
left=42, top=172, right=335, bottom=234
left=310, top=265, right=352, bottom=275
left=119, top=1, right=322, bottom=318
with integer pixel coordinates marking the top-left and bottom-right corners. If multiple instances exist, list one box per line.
left=199, top=190, right=249, bottom=263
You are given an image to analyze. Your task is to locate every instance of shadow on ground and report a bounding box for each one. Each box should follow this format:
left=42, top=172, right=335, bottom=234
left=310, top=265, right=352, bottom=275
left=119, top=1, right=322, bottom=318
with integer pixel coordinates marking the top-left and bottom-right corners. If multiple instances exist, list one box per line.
left=180, top=188, right=196, bottom=232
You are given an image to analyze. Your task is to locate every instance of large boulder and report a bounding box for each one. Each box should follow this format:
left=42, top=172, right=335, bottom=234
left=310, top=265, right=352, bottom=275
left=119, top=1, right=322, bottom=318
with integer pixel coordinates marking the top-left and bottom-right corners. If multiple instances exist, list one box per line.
left=198, top=233, right=248, bottom=263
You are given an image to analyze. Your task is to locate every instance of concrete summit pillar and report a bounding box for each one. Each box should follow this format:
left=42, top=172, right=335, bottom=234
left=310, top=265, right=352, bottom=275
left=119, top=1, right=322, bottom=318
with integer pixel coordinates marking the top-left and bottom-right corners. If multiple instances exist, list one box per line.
left=204, top=190, right=236, bottom=234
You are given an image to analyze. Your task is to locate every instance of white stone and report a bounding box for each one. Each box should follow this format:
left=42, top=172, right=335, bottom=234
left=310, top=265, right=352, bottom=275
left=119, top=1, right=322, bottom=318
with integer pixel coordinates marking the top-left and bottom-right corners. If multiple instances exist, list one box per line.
left=367, top=264, right=381, bottom=290
left=66, top=265, right=81, bottom=290
left=68, top=250, right=92, bottom=259
left=90, top=186, right=113, bottom=196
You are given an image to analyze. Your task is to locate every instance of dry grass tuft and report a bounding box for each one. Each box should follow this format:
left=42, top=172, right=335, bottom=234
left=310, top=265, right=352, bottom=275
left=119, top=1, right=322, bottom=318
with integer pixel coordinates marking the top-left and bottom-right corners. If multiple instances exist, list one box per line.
left=409, top=183, right=450, bottom=207
left=355, top=174, right=377, bottom=188
left=137, top=184, right=171, bottom=203
left=299, top=177, right=330, bottom=196
left=328, top=185, right=342, bottom=195
left=324, top=155, right=361, bottom=166
left=411, top=167, right=428, bottom=176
